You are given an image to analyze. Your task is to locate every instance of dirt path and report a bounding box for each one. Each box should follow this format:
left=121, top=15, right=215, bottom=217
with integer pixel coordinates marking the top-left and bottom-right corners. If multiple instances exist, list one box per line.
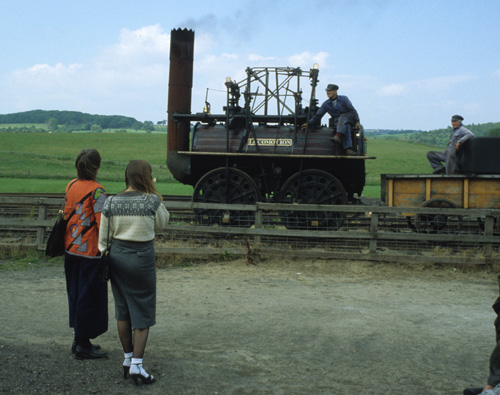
left=0, top=258, right=498, bottom=394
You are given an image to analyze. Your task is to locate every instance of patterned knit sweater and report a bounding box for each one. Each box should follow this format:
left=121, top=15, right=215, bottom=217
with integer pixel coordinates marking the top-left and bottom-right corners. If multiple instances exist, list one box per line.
left=98, top=191, right=169, bottom=253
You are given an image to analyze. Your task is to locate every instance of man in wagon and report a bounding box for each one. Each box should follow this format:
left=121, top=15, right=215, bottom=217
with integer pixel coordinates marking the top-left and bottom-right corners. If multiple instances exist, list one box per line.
left=305, top=84, right=360, bottom=156
left=427, top=114, right=474, bottom=174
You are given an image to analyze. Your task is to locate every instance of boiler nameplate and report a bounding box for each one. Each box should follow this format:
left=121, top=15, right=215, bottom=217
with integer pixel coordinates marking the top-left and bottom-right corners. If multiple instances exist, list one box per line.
left=248, top=138, right=292, bottom=147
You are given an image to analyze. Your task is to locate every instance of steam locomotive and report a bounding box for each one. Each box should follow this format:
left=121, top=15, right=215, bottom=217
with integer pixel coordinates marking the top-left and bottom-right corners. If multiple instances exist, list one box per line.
left=166, top=29, right=375, bottom=230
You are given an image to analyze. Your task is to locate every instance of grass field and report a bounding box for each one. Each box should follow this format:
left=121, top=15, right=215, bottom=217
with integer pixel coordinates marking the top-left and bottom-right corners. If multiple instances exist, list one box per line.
left=0, top=132, right=437, bottom=197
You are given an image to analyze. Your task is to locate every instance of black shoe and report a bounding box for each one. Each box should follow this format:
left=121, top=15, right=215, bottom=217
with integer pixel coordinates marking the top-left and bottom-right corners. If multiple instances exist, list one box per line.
left=433, top=167, right=445, bottom=174
left=71, top=341, right=101, bottom=354
left=131, top=373, right=156, bottom=386
left=463, top=388, right=484, bottom=395
left=123, top=366, right=130, bottom=379
left=74, top=345, right=108, bottom=360
left=130, top=364, right=156, bottom=386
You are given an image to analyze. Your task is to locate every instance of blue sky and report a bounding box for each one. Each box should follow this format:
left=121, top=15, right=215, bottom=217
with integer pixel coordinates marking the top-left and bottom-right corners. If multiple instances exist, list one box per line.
left=1, top=0, right=499, bottom=130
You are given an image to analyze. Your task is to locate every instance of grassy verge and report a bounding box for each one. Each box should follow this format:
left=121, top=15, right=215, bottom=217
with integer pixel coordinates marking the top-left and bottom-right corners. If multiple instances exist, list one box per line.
left=0, top=245, right=63, bottom=270
left=0, top=132, right=436, bottom=197
left=0, top=177, right=193, bottom=195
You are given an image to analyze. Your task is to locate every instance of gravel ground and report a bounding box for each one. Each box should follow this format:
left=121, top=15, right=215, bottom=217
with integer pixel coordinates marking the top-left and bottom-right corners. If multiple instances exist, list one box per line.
left=0, top=258, right=499, bottom=394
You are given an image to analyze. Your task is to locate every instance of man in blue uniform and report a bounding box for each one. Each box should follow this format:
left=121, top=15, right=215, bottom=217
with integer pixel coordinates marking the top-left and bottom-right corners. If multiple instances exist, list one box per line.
left=307, top=84, right=360, bottom=155
left=427, top=115, right=474, bottom=174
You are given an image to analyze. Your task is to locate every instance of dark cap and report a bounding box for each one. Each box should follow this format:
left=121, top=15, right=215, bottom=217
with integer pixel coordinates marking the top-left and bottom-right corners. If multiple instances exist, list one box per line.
left=325, top=84, right=339, bottom=91
left=451, top=115, right=464, bottom=121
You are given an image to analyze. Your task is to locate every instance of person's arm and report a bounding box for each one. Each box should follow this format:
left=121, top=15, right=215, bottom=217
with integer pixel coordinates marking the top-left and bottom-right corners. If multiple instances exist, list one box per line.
left=98, top=214, right=109, bottom=253
left=97, top=198, right=112, bottom=253
left=92, top=186, right=106, bottom=229
left=308, top=101, right=328, bottom=126
left=455, top=127, right=474, bottom=150
left=154, top=202, right=170, bottom=232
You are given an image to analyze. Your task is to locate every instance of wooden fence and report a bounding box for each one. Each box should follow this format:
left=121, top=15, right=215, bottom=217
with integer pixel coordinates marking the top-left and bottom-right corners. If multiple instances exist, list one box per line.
left=1, top=196, right=499, bottom=265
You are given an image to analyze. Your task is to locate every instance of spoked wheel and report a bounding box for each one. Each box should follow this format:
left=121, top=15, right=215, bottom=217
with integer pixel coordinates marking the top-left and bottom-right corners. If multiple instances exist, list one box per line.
left=193, top=167, right=261, bottom=227
left=277, top=169, right=348, bottom=230
left=415, top=198, right=462, bottom=234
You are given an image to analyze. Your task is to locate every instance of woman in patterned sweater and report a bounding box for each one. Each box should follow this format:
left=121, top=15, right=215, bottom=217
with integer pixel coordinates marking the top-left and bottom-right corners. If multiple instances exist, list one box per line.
left=99, top=160, right=169, bottom=386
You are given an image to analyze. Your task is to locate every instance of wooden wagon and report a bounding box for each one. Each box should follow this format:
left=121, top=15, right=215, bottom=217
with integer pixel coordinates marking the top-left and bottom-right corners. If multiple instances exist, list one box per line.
left=381, top=174, right=500, bottom=233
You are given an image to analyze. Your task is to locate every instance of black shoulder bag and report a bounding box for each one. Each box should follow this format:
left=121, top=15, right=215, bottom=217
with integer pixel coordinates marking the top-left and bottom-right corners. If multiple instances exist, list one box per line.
left=98, top=197, right=113, bottom=282
left=45, top=180, right=78, bottom=257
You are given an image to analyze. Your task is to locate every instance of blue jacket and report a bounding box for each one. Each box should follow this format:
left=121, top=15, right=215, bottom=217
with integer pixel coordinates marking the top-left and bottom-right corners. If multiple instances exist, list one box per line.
left=309, top=95, right=359, bottom=125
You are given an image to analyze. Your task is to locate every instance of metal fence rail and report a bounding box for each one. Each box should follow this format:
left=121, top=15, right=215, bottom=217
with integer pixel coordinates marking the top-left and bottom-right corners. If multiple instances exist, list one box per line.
left=1, top=197, right=499, bottom=265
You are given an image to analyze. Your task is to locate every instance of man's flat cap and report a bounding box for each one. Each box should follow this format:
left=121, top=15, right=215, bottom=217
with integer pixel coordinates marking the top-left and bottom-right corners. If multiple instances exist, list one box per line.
left=451, top=115, right=464, bottom=121
left=325, top=84, right=339, bottom=91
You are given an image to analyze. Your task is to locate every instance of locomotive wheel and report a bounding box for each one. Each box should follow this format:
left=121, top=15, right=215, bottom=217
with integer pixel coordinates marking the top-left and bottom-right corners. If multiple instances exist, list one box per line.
left=192, top=167, right=261, bottom=227
left=415, top=198, right=462, bottom=234
left=277, top=170, right=348, bottom=230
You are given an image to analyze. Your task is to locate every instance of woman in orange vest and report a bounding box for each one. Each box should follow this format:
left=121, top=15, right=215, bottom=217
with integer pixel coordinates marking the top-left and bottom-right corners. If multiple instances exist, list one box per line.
left=64, top=149, right=108, bottom=359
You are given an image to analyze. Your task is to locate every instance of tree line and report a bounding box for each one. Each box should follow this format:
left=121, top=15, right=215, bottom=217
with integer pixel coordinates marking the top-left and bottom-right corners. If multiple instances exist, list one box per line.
left=0, top=110, right=151, bottom=132
left=369, top=122, right=500, bottom=147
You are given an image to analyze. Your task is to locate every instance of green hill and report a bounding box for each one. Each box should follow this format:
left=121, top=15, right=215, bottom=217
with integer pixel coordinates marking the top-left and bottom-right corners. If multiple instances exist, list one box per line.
left=0, top=110, right=143, bottom=133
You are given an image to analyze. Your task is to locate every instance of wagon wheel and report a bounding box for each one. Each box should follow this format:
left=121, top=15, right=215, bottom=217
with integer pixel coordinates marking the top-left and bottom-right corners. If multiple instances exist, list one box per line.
left=415, top=198, right=462, bottom=234
left=277, top=169, right=348, bottom=230
left=193, top=167, right=261, bottom=227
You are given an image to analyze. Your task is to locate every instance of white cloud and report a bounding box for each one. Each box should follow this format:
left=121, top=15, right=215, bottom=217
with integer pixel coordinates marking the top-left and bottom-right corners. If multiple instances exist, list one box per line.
left=221, top=53, right=239, bottom=60
left=417, top=74, right=476, bottom=93
left=2, top=25, right=174, bottom=119
left=377, top=74, right=476, bottom=97
left=248, top=54, right=275, bottom=62
left=12, top=62, right=82, bottom=84
left=287, top=52, right=329, bottom=70
left=379, top=83, right=407, bottom=96
left=25, top=63, right=82, bottom=75
left=105, top=24, right=170, bottom=60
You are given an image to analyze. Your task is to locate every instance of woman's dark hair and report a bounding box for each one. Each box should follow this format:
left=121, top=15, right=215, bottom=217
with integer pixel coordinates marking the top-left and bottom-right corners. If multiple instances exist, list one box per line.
left=75, top=149, right=101, bottom=180
left=125, top=159, right=162, bottom=200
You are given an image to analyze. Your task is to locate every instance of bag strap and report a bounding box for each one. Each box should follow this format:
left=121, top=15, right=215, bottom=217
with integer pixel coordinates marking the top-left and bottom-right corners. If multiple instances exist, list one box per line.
left=105, top=196, right=113, bottom=250
left=60, top=179, right=78, bottom=217
left=63, top=181, right=93, bottom=223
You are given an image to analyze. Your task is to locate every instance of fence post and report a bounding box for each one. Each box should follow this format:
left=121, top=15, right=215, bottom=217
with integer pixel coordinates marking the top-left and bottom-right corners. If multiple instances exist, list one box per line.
left=484, top=215, right=494, bottom=257
left=37, top=199, right=47, bottom=251
left=254, top=206, right=262, bottom=246
left=369, top=212, right=379, bottom=253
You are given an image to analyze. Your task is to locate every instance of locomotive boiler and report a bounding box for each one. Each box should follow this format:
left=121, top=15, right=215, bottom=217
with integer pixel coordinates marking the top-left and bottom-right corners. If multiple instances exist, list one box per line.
left=167, top=28, right=375, bottom=230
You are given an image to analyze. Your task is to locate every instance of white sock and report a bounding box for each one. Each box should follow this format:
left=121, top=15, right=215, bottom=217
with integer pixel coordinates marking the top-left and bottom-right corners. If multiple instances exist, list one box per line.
left=130, top=357, right=153, bottom=378
left=123, top=352, right=133, bottom=367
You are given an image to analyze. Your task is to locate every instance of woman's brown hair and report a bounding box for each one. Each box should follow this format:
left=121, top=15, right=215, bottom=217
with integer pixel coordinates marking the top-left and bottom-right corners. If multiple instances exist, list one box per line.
left=125, top=160, right=162, bottom=200
left=75, top=149, right=101, bottom=180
